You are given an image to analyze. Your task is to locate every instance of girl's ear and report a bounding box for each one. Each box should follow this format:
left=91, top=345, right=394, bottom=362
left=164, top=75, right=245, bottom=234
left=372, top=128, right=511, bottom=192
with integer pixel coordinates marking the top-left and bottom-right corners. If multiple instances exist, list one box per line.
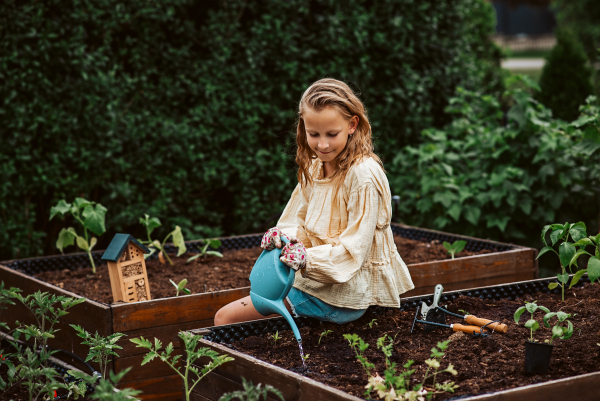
left=349, top=115, right=359, bottom=135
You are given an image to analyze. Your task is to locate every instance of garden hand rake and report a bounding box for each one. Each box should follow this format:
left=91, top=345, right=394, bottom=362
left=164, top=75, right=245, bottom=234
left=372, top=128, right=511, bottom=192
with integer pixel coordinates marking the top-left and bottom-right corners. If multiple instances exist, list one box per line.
left=411, top=306, right=492, bottom=336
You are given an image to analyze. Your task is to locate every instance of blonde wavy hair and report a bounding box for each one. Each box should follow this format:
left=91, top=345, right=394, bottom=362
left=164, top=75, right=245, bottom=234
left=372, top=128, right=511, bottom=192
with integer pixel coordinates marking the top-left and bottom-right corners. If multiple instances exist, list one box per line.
left=296, top=78, right=383, bottom=189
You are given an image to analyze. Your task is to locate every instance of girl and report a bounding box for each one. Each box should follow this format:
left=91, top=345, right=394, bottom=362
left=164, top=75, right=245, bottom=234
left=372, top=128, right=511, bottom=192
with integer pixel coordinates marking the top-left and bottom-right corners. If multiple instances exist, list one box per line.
left=214, top=78, right=414, bottom=325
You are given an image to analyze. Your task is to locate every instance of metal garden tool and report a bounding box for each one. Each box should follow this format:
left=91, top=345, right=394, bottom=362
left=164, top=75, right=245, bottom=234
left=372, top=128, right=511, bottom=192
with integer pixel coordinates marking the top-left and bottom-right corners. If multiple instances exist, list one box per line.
left=434, top=306, right=508, bottom=334
left=411, top=306, right=492, bottom=336
left=420, top=284, right=446, bottom=332
left=249, top=236, right=302, bottom=344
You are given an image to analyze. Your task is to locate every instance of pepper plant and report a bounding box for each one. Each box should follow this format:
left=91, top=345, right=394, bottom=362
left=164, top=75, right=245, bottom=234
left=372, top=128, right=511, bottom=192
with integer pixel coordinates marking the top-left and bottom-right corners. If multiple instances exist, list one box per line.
left=514, top=301, right=550, bottom=342
left=50, top=198, right=107, bottom=273
left=543, top=311, right=574, bottom=345
left=537, top=222, right=599, bottom=301
left=139, top=214, right=187, bottom=266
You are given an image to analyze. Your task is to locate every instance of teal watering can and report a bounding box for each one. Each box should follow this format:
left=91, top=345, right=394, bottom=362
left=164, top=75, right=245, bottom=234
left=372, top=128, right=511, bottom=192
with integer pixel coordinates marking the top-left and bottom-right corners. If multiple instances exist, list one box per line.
left=249, top=236, right=302, bottom=343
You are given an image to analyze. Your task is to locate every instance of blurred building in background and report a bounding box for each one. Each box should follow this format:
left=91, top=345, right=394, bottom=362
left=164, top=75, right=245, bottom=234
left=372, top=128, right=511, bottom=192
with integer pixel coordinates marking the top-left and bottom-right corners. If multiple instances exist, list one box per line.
left=491, top=0, right=556, bottom=51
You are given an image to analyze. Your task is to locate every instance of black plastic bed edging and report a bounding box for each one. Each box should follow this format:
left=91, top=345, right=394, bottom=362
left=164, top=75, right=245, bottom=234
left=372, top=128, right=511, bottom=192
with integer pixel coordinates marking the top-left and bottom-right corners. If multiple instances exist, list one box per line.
left=198, top=274, right=589, bottom=345
left=3, top=225, right=513, bottom=277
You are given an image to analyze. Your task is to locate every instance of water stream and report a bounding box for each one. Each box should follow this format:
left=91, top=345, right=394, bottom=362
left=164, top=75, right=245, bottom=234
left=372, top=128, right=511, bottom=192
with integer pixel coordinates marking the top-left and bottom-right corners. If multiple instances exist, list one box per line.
left=298, top=340, right=306, bottom=369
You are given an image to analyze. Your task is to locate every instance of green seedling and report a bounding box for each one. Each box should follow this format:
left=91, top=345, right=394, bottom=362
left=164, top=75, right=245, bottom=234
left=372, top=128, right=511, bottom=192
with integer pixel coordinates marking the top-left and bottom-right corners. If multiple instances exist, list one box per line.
left=218, top=377, right=284, bottom=401
left=50, top=198, right=107, bottom=273
left=170, top=279, right=192, bottom=296
left=68, top=367, right=141, bottom=401
left=365, top=335, right=458, bottom=400
left=443, top=240, right=467, bottom=259
left=270, top=331, right=281, bottom=346
left=458, top=309, right=470, bottom=315
left=70, top=325, right=125, bottom=379
left=301, top=353, right=310, bottom=363
left=543, top=311, right=574, bottom=345
left=343, top=333, right=375, bottom=377
left=131, top=331, right=234, bottom=401
left=187, top=239, right=223, bottom=263
left=365, top=319, right=378, bottom=329
left=514, top=301, right=550, bottom=342
left=537, top=221, right=600, bottom=301
left=139, top=214, right=187, bottom=266
left=318, top=330, right=333, bottom=345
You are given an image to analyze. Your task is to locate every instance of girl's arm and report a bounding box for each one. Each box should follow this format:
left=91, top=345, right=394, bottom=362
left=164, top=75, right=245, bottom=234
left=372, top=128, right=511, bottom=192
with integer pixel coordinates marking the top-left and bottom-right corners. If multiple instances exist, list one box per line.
left=277, top=184, right=312, bottom=248
left=302, top=182, right=380, bottom=284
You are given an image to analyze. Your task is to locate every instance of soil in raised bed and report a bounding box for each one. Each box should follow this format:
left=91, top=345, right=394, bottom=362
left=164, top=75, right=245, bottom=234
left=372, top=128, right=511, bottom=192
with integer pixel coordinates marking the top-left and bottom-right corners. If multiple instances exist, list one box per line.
left=34, top=235, right=495, bottom=304
left=229, top=283, right=600, bottom=400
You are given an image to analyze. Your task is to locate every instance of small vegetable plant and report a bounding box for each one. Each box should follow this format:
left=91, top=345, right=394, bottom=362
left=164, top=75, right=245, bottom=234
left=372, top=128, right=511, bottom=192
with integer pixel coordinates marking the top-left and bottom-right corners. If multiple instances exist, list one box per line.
left=218, top=377, right=284, bottom=401
left=514, top=301, right=550, bottom=342
left=343, top=333, right=375, bottom=377
left=186, top=238, right=223, bottom=263
left=365, top=319, right=378, bottom=329
left=50, top=198, right=107, bottom=273
left=170, top=279, right=192, bottom=296
left=68, top=368, right=141, bottom=401
left=537, top=222, right=600, bottom=301
left=543, top=311, right=574, bottom=345
left=131, top=331, right=234, bottom=401
left=70, top=324, right=126, bottom=379
left=443, top=240, right=467, bottom=259
left=269, top=331, right=281, bottom=346
left=139, top=214, right=187, bottom=266
left=362, top=335, right=458, bottom=400
left=318, top=330, right=333, bottom=345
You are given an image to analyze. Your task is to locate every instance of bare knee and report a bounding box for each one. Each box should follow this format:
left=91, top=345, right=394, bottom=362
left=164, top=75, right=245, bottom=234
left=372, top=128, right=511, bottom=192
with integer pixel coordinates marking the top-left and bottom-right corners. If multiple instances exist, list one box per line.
left=214, top=307, right=230, bottom=326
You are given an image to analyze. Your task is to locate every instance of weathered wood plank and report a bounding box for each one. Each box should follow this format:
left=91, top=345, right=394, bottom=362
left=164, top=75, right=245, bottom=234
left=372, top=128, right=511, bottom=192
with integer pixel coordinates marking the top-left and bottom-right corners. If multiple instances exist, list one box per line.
left=117, top=318, right=214, bottom=356
left=115, top=353, right=175, bottom=383
left=118, top=374, right=181, bottom=401
left=112, top=287, right=250, bottom=332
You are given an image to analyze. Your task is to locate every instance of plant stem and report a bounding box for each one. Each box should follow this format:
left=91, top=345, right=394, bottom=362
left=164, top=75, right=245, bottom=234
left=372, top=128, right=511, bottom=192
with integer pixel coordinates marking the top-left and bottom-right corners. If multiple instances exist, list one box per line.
left=162, top=235, right=174, bottom=266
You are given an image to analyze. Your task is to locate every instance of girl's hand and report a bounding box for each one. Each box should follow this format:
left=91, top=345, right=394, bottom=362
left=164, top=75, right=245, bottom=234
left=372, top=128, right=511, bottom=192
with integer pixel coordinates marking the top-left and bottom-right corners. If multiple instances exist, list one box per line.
left=280, top=238, right=307, bottom=271
left=260, top=227, right=290, bottom=251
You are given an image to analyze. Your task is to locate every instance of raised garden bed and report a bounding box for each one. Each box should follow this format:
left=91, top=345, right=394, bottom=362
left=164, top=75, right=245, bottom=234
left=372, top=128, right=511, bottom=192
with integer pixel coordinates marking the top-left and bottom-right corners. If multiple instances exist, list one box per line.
left=188, top=276, right=599, bottom=401
left=0, top=224, right=537, bottom=400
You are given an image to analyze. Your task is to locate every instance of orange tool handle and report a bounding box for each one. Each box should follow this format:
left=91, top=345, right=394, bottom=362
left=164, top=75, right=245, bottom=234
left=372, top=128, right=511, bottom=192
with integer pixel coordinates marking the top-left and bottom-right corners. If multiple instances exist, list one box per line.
left=465, top=316, right=508, bottom=333
left=451, top=324, right=486, bottom=334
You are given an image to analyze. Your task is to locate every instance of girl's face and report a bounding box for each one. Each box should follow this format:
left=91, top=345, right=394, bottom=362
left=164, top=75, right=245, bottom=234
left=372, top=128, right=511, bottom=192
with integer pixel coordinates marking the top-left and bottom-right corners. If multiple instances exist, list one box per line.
left=303, top=106, right=358, bottom=165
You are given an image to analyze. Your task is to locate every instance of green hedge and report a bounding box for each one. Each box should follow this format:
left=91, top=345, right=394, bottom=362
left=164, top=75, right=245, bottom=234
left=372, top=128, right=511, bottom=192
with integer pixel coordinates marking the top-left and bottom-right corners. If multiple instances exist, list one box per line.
left=0, top=0, right=501, bottom=260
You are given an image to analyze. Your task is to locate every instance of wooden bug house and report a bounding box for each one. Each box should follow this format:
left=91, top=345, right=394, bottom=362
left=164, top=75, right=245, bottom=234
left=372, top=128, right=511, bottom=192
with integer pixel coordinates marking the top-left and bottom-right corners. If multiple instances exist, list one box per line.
left=101, top=234, right=152, bottom=303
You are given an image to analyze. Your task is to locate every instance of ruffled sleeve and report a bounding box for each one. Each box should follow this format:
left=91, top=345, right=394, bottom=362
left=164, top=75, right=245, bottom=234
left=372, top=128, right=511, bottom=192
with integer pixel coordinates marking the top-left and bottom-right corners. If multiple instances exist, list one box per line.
left=277, top=184, right=312, bottom=248
left=302, top=182, right=380, bottom=284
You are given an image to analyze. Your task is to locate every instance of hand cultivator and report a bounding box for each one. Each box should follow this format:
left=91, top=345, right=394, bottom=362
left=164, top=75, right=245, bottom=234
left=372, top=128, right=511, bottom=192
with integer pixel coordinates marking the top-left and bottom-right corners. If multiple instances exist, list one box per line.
left=411, top=284, right=508, bottom=336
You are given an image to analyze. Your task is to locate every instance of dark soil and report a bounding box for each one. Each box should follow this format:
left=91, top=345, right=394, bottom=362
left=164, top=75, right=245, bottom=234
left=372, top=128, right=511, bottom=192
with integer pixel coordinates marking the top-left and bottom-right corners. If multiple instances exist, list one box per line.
left=35, top=235, right=494, bottom=304
left=230, top=283, right=600, bottom=400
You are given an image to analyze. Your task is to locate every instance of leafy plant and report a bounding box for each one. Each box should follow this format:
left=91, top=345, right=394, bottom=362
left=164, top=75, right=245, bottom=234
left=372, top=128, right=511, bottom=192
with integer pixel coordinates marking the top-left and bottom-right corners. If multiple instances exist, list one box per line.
left=186, top=239, right=223, bottom=263
left=130, top=331, right=234, bottom=401
left=70, top=324, right=125, bottom=379
left=269, top=331, right=281, bottom=346
left=170, top=279, right=192, bottom=297
left=514, top=301, right=551, bottom=342
left=365, top=336, right=458, bottom=400
left=537, top=221, right=600, bottom=301
left=343, top=333, right=375, bottom=377
left=139, top=214, right=187, bottom=266
left=318, top=330, right=333, bottom=345
left=68, top=367, right=141, bottom=401
left=301, top=353, right=310, bottom=363
left=365, top=319, right=378, bottom=329
left=50, top=198, right=107, bottom=273
left=443, top=240, right=467, bottom=259
left=218, top=377, right=284, bottom=401
left=543, top=311, right=574, bottom=345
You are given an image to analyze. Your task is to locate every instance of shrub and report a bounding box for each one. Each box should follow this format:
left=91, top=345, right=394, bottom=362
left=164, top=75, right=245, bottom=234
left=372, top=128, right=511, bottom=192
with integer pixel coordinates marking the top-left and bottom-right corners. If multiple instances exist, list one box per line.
left=537, top=29, right=593, bottom=121
left=0, top=0, right=501, bottom=260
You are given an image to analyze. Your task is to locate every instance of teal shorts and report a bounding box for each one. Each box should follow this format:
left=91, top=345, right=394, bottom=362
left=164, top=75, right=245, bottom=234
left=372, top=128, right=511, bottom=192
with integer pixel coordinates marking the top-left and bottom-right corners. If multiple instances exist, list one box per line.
left=286, top=287, right=367, bottom=324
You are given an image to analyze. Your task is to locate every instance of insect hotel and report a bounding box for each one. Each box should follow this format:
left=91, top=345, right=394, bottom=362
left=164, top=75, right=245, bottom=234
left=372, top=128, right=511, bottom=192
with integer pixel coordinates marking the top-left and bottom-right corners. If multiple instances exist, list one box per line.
left=102, top=234, right=152, bottom=303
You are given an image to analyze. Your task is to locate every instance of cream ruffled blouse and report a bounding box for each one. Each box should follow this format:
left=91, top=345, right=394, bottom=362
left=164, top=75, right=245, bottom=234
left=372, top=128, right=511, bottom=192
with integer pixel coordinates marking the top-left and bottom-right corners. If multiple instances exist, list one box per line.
left=277, top=157, right=414, bottom=309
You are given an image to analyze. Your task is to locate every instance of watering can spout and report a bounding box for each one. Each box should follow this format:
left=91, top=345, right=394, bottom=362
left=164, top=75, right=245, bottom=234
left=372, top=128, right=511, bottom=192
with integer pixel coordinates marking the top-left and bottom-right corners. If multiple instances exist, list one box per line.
left=249, top=237, right=303, bottom=343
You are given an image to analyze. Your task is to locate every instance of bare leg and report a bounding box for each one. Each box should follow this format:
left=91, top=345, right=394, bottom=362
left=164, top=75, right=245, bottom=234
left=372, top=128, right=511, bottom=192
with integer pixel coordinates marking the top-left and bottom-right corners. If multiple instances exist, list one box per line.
left=214, top=295, right=292, bottom=326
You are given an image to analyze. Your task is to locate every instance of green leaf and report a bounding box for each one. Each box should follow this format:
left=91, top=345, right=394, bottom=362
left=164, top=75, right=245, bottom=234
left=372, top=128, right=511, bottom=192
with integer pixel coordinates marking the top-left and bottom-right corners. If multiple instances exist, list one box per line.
left=464, top=206, right=481, bottom=225
left=73, top=197, right=92, bottom=210
left=447, top=203, right=461, bottom=222
left=208, top=239, right=222, bottom=249
left=525, top=302, right=538, bottom=313
left=590, top=234, right=600, bottom=246
left=536, top=246, right=557, bottom=260
left=89, top=237, right=97, bottom=251
left=569, top=269, right=587, bottom=289
left=556, top=311, right=570, bottom=322
left=50, top=200, right=72, bottom=220
left=76, top=236, right=89, bottom=251
left=453, top=240, right=466, bottom=254
left=573, top=238, right=593, bottom=247
left=562, top=320, right=573, bottom=340
left=171, top=226, right=187, bottom=257
left=569, top=222, right=587, bottom=243
left=82, top=204, right=107, bottom=236
left=548, top=282, right=559, bottom=290
left=557, top=273, right=569, bottom=284
left=587, top=256, right=600, bottom=283
left=205, top=251, right=223, bottom=258
left=559, top=242, right=576, bottom=270
left=524, top=319, right=539, bottom=332
left=186, top=254, right=201, bottom=263
left=56, top=228, right=76, bottom=253
left=569, top=249, right=591, bottom=269
left=541, top=225, right=552, bottom=247
left=550, top=227, right=564, bottom=245
left=178, top=279, right=188, bottom=291
left=552, top=325, right=563, bottom=338
left=543, top=312, right=556, bottom=328
left=182, top=288, right=191, bottom=295
left=514, top=306, right=526, bottom=324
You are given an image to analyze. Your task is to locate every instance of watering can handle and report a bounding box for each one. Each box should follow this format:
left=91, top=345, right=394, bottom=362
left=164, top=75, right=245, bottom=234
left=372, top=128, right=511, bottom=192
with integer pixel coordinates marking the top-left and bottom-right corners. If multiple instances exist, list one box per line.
left=281, top=235, right=290, bottom=246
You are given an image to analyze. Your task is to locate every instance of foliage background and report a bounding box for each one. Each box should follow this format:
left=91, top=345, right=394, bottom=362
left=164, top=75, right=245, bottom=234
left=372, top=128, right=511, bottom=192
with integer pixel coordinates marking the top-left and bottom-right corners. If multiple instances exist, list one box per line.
left=0, top=0, right=503, bottom=260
